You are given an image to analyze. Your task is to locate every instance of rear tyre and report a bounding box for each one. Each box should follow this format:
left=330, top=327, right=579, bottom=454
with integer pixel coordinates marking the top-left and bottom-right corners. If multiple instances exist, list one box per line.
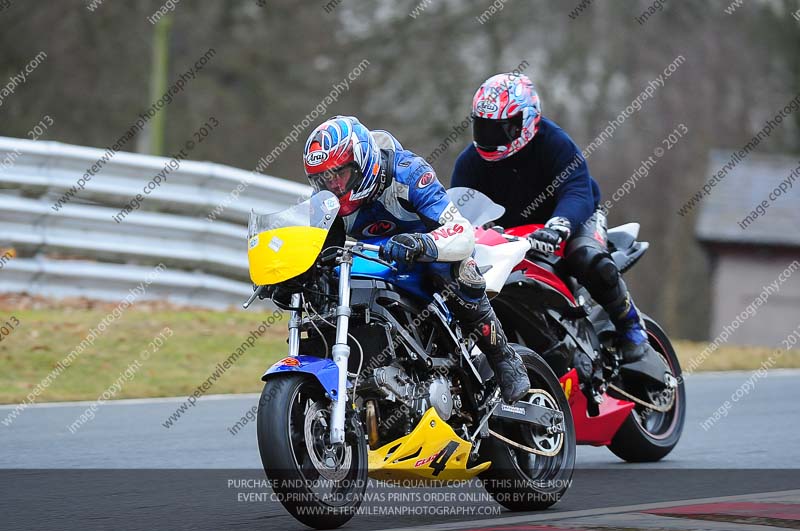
left=607, top=316, right=686, bottom=462
left=480, top=344, right=576, bottom=511
left=257, top=374, right=367, bottom=529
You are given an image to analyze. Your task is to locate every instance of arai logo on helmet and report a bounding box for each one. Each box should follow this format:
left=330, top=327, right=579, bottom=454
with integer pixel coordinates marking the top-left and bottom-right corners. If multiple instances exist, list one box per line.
left=305, top=150, right=328, bottom=166
left=475, top=100, right=498, bottom=114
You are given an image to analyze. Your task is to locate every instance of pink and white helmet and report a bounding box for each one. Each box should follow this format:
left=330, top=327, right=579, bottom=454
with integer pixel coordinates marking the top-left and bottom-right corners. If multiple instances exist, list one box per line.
left=471, top=73, right=541, bottom=162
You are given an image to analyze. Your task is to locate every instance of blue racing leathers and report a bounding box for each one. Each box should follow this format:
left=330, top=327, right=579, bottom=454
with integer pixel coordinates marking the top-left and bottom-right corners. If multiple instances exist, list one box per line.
left=342, top=130, right=483, bottom=306
left=337, top=130, right=530, bottom=403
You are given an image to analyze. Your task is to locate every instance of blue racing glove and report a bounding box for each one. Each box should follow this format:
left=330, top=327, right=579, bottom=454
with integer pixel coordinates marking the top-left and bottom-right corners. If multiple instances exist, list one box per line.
left=380, top=233, right=437, bottom=267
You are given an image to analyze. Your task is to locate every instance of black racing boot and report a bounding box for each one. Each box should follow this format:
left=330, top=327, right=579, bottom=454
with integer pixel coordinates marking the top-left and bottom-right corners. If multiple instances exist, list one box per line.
left=487, top=342, right=531, bottom=404
left=457, top=296, right=531, bottom=403
left=607, top=293, right=668, bottom=386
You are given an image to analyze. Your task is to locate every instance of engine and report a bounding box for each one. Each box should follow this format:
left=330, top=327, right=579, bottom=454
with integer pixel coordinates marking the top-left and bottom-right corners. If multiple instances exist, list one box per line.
left=371, top=362, right=454, bottom=421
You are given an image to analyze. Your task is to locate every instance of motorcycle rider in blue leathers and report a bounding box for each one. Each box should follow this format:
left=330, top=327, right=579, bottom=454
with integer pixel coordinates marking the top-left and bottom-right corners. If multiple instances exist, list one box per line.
left=451, top=73, right=663, bottom=380
left=303, top=115, right=530, bottom=403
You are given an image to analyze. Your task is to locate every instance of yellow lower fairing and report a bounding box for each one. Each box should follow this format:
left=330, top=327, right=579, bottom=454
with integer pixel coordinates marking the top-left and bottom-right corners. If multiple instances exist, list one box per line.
left=367, top=408, right=490, bottom=481
left=247, top=226, right=328, bottom=285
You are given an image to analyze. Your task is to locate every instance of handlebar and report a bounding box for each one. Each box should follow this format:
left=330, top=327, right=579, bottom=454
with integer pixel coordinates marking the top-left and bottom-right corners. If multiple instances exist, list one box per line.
left=342, top=240, right=398, bottom=271
left=344, top=240, right=381, bottom=253
left=500, top=231, right=559, bottom=256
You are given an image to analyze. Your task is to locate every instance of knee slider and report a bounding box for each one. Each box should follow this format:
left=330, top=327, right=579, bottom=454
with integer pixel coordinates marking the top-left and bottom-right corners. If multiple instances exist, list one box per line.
left=452, top=257, right=486, bottom=298
left=592, top=254, right=620, bottom=289
left=442, top=258, right=486, bottom=314
left=568, top=246, right=619, bottom=291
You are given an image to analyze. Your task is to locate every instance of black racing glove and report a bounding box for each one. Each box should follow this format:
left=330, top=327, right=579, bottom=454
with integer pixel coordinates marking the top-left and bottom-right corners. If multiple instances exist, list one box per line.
left=529, top=217, right=571, bottom=254
left=380, top=233, right=437, bottom=267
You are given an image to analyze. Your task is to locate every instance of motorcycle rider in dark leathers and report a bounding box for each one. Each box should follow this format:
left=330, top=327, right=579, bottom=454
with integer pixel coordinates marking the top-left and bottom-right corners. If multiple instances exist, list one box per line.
left=451, top=73, right=662, bottom=375
left=303, top=115, right=531, bottom=403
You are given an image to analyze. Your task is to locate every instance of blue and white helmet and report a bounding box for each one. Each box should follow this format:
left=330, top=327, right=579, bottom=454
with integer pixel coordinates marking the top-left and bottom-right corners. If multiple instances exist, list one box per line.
left=304, top=116, right=382, bottom=216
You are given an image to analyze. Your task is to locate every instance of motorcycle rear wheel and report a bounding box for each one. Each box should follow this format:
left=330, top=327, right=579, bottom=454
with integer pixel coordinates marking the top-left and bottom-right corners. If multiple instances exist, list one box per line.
left=607, top=316, right=686, bottom=462
left=480, top=344, right=576, bottom=511
left=257, top=374, right=367, bottom=529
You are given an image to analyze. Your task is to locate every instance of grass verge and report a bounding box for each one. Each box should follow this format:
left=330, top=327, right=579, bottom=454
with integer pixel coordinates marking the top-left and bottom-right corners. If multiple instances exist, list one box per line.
left=0, top=304, right=287, bottom=404
left=0, top=302, right=797, bottom=404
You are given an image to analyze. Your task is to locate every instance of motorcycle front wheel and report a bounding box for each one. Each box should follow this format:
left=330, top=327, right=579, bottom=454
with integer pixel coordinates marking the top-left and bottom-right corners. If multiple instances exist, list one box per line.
left=257, top=374, right=367, bottom=529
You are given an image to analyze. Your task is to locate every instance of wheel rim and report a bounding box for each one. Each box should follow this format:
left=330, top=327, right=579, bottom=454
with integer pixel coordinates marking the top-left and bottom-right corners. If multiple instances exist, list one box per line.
left=498, top=372, right=570, bottom=489
left=303, top=400, right=353, bottom=481
left=521, top=390, right=564, bottom=455
left=285, top=381, right=361, bottom=505
left=631, top=331, right=681, bottom=440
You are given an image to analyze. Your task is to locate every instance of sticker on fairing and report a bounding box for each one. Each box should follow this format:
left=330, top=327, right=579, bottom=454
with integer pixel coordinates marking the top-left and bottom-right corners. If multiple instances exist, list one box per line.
left=268, top=236, right=284, bottom=252
left=324, top=197, right=339, bottom=211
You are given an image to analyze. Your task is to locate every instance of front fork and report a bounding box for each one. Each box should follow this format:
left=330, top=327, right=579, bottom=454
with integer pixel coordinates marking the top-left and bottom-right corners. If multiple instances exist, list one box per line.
left=329, top=253, right=353, bottom=445
left=286, top=252, right=353, bottom=445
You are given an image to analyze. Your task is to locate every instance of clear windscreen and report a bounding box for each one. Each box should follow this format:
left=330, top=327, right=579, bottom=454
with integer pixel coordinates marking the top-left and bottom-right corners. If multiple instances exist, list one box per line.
left=447, top=187, right=505, bottom=228
left=248, top=191, right=340, bottom=239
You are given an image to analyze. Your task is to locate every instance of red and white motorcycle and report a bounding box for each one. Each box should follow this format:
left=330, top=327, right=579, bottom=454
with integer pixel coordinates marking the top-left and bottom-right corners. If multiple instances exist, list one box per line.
left=453, top=188, right=685, bottom=462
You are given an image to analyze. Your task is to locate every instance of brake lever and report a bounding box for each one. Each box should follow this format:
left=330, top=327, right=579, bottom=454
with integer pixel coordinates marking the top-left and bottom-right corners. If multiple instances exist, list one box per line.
left=243, top=286, right=264, bottom=309
left=318, top=248, right=340, bottom=264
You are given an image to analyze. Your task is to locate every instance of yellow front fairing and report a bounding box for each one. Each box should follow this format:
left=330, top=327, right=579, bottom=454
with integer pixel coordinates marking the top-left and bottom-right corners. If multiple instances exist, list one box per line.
left=247, top=226, right=328, bottom=285
left=368, top=408, right=490, bottom=482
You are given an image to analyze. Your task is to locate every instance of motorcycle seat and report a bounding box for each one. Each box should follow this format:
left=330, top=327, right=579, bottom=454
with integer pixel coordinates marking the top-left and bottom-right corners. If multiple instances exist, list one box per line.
left=607, top=223, right=640, bottom=251
left=607, top=223, right=649, bottom=274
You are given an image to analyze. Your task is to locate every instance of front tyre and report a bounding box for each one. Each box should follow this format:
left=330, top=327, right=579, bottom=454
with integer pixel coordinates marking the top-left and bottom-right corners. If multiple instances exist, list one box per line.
left=608, top=316, right=686, bottom=462
left=480, top=344, right=576, bottom=511
left=257, top=374, right=367, bottom=529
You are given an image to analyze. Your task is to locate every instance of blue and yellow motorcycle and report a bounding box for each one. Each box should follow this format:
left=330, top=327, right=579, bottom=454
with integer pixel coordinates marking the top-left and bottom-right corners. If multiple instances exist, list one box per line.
left=245, top=191, right=575, bottom=529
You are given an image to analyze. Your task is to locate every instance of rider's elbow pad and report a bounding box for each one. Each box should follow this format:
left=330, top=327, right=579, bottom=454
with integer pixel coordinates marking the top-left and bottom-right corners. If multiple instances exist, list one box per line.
left=430, top=221, right=475, bottom=262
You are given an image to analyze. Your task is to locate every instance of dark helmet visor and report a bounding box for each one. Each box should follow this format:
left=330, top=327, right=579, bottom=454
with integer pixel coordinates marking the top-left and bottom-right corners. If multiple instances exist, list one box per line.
left=472, top=113, right=524, bottom=151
